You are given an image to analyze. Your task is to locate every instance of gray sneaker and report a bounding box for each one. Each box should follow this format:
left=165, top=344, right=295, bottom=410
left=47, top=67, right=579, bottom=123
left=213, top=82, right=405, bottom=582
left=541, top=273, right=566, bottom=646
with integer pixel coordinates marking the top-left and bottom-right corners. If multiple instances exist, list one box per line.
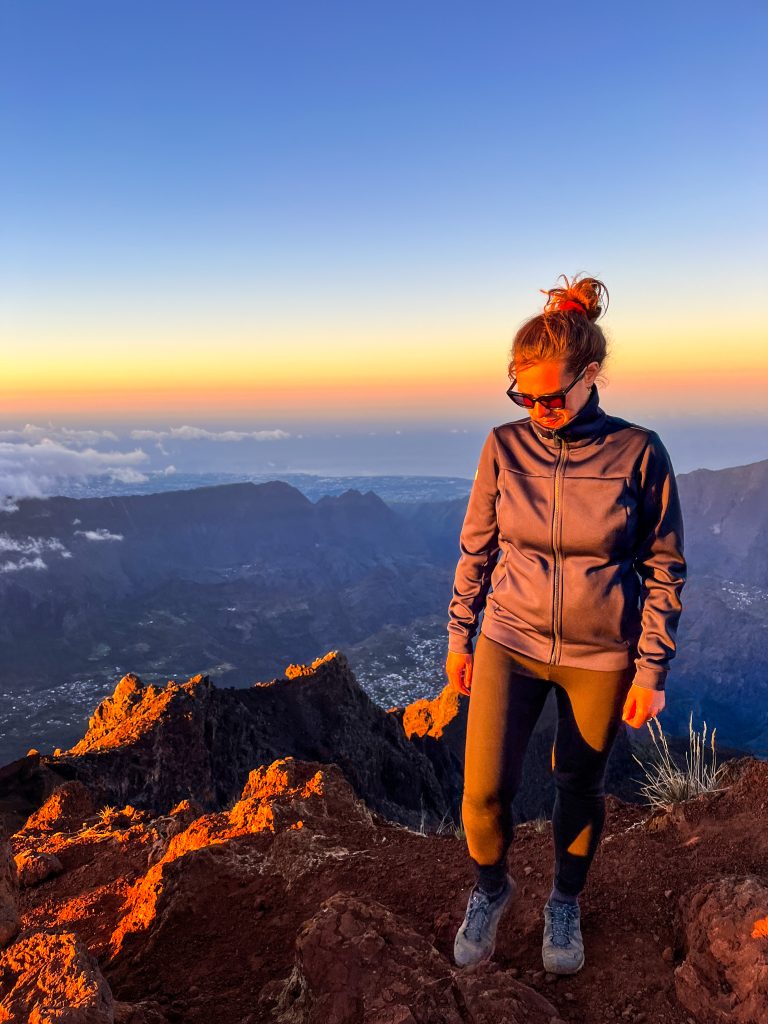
left=453, top=873, right=517, bottom=967
left=542, top=898, right=585, bottom=974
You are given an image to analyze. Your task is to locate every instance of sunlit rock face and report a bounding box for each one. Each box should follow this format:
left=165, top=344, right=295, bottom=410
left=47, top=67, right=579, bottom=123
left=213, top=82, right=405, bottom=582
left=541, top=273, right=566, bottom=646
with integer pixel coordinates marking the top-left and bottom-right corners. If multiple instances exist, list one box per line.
left=1, top=644, right=767, bottom=1023
left=19, top=779, right=97, bottom=834
left=675, top=874, right=768, bottom=1024
left=52, top=652, right=450, bottom=832
left=5, top=752, right=766, bottom=1023
left=0, top=837, right=20, bottom=949
left=107, top=757, right=378, bottom=966
left=0, top=930, right=114, bottom=1022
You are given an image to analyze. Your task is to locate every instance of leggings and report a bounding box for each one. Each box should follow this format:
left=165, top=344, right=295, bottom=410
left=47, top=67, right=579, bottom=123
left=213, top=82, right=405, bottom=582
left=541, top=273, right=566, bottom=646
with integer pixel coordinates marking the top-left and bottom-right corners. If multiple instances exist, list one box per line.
left=462, top=630, right=636, bottom=897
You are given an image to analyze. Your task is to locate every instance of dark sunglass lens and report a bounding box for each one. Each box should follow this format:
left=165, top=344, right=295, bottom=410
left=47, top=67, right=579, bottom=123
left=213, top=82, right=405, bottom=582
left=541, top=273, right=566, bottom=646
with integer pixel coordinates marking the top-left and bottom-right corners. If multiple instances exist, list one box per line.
left=545, top=396, right=566, bottom=409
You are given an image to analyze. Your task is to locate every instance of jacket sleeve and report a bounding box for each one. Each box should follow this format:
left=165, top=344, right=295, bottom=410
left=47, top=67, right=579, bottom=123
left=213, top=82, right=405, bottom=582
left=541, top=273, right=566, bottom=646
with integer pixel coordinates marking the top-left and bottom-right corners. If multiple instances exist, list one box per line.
left=447, top=428, right=501, bottom=654
left=631, top=431, right=687, bottom=691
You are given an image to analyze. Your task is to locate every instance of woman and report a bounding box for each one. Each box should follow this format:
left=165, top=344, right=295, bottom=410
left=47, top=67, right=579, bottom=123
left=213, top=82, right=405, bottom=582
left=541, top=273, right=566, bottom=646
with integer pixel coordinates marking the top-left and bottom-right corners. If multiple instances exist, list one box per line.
left=446, top=273, right=687, bottom=974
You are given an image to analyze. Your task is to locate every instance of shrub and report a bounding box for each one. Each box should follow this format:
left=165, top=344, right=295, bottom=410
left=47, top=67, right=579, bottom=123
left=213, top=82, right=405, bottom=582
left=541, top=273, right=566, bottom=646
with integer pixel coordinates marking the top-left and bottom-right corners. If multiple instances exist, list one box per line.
left=631, top=710, right=729, bottom=809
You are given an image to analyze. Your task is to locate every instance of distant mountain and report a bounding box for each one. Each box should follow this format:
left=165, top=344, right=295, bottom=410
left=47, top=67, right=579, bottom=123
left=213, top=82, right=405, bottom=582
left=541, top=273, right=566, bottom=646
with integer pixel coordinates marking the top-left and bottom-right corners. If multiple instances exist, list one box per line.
left=0, top=481, right=452, bottom=762
left=680, top=458, right=768, bottom=583
left=663, top=460, right=768, bottom=754
left=0, top=458, right=766, bottom=764
left=23, top=469, right=475, bottom=505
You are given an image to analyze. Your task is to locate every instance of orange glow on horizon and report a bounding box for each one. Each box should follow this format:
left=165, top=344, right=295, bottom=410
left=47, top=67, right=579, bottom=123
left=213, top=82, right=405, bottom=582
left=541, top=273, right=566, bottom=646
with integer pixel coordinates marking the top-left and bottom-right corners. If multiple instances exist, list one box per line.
left=0, top=365, right=766, bottom=421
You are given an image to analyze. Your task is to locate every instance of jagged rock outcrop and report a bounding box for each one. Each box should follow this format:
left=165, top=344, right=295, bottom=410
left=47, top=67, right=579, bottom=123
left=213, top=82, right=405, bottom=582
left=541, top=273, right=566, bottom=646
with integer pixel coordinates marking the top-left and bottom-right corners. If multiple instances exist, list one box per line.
left=108, top=757, right=377, bottom=965
left=32, top=649, right=649, bottom=844
left=674, top=874, right=768, bottom=1024
left=50, top=652, right=448, bottom=831
left=19, top=779, right=97, bottom=834
left=0, top=837, right=20, bottom=949
left=261, top=891, right=561, bottom=1023
left=0, top=929, right=114, bottom=1021
left=0, top=749, right=71, bottom=836
left=14, top=848, right=64, bottom=887
left=4, top=740, right=768, bottom=1023
left=1, top=638, right=766, bottom=1023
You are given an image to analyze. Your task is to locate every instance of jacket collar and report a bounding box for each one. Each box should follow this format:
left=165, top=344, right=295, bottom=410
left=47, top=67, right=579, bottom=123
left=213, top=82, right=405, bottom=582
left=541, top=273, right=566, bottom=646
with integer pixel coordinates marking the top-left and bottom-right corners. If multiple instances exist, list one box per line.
left=530, top=382, right=607, bottom=449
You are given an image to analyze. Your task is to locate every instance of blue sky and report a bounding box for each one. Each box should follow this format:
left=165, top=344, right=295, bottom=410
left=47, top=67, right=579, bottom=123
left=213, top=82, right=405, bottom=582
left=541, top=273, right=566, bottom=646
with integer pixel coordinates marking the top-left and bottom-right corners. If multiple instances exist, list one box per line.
left=0, top=1, right=765, bottom=490
left=3, top=0, right=765, bottom=316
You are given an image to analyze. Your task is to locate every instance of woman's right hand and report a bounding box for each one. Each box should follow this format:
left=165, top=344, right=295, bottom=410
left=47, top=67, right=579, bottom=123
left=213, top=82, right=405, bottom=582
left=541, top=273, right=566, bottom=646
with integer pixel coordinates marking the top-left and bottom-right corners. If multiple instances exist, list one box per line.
left=446, top=651, right=474, bottom=696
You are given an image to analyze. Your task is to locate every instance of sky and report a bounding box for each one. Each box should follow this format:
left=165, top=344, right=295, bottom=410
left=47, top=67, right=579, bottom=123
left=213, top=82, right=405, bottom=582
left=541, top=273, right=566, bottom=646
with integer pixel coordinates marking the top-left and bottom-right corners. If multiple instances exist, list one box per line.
left=0, top=0, right=766, bottom=491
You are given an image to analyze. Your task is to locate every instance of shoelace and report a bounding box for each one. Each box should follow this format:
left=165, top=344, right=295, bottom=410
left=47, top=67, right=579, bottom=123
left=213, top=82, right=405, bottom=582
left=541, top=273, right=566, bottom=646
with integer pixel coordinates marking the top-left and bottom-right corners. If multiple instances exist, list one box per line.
left=549, top=900, right=579, bottom=948
left=464, top=887, right=502, bottom=943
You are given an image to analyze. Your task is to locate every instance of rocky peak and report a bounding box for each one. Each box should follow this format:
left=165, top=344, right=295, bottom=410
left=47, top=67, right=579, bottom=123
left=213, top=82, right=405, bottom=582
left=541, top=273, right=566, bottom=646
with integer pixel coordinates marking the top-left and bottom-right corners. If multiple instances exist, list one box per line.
left=52, top=651, right=449, bottom=831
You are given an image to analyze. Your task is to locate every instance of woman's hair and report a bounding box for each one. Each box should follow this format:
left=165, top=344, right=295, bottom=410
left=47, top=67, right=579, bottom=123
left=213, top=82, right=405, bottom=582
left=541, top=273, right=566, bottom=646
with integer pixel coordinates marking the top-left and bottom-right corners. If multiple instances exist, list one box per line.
left=508, top=272, right=611, bottom=382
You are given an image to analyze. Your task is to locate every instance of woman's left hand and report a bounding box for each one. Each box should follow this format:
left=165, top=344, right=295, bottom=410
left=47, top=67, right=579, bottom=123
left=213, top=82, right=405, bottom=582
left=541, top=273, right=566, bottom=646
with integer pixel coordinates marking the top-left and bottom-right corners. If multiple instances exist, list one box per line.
left=622, top=683, right=665, bottom=728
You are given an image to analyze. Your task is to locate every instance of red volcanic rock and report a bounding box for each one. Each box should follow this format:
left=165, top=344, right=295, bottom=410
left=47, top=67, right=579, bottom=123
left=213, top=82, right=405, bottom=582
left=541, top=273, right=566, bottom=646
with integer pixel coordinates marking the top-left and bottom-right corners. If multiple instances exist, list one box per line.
left=146, top=798, right=205, bottom=867
left=168, top=797, right=204, bottom=824
left=51, top=655, right=448, bottom=830
left=6, top=746, right=768, bottom=1023
left=0, top=928, right=114, bottom=1021
left=14, top=848, right=64, bottom=887
left=230, top=757, right=375, bottom=834
left=68, top=672, right=183, bottom=755
left=401, top=685, right=464, bottom=742
left=674, top=874, right=768, bottom=1023
left=0, top=838, right=19, bottom=949
left=5, top=646, right=767, bottom=1024
left=262, top=891, right=559, bottom=1024
left=112, top=1001, right=169, bottom=1023
left=21, top=780, right=97, bottom=834
left=0, top=750, right=73, bottom=838
left=109, top=758, right=376, bottom=963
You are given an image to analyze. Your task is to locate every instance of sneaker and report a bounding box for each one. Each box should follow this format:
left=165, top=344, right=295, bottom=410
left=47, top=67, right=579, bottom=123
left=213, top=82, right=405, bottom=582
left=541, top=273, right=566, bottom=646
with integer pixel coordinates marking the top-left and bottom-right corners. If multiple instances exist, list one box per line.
left=541, top=897, right=585, bottom=974
left=453, top=873, right=517, bottom=967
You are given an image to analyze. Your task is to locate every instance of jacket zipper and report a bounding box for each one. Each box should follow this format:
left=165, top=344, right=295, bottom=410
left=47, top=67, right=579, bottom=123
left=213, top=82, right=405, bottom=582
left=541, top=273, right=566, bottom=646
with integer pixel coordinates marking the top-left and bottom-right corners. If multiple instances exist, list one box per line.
left=549, top=433, right=569, bottom=664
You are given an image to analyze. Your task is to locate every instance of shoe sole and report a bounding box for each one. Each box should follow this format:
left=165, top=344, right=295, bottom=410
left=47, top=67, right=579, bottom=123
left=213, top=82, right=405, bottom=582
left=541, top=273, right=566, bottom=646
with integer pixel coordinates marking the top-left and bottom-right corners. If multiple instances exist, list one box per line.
left=454, top=874, right=518, bottom=968
left=542, top=951, right=585, bottom=974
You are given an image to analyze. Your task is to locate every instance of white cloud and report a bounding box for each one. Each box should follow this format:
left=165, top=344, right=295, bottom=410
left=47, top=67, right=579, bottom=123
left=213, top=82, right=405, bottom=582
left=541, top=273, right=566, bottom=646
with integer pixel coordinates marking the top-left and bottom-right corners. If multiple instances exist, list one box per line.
left=0, top=535, right=71, bottom=573
left=0, top=438, right=149, bottom=511
left=0, top=556, right=48, bottom=574
left=131, top=429, right=166, bottom=440
left=0, top=534, right=69, bottom=556
left=155, top=465, right=177, bottom=476
left=0, top=423, right=119, bottom=444
left=129, top=425, right=291, bottom=443
left=107, top=467, right=150, bottom=484
left=74, top=528, right=124, bottom=542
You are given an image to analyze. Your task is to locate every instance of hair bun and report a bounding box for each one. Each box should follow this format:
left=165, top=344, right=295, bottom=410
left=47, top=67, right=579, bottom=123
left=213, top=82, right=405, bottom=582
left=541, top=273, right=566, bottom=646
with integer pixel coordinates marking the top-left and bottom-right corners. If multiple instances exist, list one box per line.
left=540, top=273, right=609, bottom=322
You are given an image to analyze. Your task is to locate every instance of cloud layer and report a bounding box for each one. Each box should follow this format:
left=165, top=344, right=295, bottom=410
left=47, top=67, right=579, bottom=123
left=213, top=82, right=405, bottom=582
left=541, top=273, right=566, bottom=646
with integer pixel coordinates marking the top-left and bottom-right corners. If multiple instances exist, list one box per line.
left=129, top=426, right=290, bottom=442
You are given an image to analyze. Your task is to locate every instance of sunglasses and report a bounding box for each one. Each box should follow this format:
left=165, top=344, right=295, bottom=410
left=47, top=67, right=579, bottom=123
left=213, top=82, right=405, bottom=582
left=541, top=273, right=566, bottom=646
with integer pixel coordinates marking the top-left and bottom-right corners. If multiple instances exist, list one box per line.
left=506, top=365, right=588, bottom=411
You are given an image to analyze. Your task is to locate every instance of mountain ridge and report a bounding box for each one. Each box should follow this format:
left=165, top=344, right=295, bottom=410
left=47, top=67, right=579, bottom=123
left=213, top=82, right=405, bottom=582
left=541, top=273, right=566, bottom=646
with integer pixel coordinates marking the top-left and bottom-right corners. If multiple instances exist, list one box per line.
left=0, top=650, right=765, bottom=1022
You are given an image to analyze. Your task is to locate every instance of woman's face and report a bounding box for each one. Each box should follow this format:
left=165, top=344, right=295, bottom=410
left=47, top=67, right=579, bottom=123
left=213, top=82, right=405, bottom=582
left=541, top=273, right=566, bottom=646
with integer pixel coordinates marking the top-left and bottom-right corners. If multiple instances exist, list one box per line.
left=514, top=358, right=600, bottom=429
